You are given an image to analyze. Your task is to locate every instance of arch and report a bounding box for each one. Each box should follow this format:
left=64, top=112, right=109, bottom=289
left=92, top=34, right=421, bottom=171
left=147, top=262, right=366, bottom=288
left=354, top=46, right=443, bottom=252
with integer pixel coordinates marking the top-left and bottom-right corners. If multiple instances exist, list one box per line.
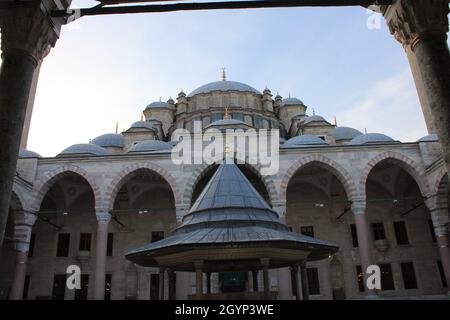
left=280, top=154, right=358, bottom=202
left=359, top=151, right=429, bottom=198
left=104, top=162, right=181, bottom=211
left=432, top=167, right=448, bottom=196
left=182, top=162, right=279, bottom=207
left=11, top=183, right=26, bottom=211
left=30, top=165, right=101, bottom=212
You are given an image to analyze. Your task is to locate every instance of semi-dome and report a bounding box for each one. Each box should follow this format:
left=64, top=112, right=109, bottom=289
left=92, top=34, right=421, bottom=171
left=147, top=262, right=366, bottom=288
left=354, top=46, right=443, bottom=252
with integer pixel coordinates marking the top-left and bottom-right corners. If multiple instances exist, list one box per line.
left=303, top=115, right=327, bottom=125
left=349, top=133, right=396, bottom=145
left=127, top=140, right=173, bottom=153
left=188, top=80, right=261, bottom=97
left=129, top=121, right=157, bottom=131
left=59, top=144, right=109, bottom=156
left=334, top=127, right=363, bottom=141
left=281, top=97, right=304, bottom=107
left=283, top=135, right=329, bottom=147
left=18, top=149, right=41, bottom=158
left=91, top=133, right=125, bottom=148
left=145, top=101, right=169, bottom=109
left=205, top=118, right=249, bottom=129
left=417, top=134, right=439, bottom=142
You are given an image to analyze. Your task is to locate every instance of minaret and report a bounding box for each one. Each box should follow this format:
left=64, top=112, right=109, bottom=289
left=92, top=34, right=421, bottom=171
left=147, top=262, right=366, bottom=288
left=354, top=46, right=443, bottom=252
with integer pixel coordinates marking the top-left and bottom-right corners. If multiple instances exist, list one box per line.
left=222, top=67, right=227, bottom=81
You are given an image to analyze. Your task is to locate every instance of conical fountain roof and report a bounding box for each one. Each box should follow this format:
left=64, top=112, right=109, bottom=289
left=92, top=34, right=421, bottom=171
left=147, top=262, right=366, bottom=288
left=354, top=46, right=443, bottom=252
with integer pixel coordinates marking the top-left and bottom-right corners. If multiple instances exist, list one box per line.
left=126, top=162, right=338, bottom=268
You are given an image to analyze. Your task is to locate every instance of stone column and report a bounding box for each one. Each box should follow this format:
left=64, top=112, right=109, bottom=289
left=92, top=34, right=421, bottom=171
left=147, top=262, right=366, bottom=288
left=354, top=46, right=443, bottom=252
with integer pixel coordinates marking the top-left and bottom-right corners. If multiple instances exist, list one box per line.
left=9, top=210, right=37, bottom=300
left=274, top=205, right=292, bottom=299
left=299, top=261, right=309, bottom=300
left=94, top=210, right=111, bottom=300
left=426, top=199, right=450, bottom=292
left=194, top=260, right=204, bottom=300
left=159, top=267, right=166, bottom=300
left=252, top=270, right=259, bottom=292
left=291, top=264, right=301, bottom=300
left=383, top=0, right=450, bottom=176
left=260, top=258, right=270, bottom=300
left=206, top=272, right=211, bottom=294
left=352, top=198, right=376, bottom=297
left=168, top=269, right=176, bottom=300
left=0, top=1, right=66, bottom=248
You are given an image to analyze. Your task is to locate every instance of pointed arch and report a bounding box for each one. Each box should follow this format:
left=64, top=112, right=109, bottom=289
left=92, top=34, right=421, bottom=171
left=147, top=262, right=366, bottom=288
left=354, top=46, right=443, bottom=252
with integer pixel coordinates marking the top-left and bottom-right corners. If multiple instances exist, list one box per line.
left=103, top=162, right=181, bottom=211
left=30, top=165, right=101, bottom=212
left=280, top=154, right=358, bottom=202
left=182, top=162, right=278, bottom=207
left=359, top=151, right=429, bottom=198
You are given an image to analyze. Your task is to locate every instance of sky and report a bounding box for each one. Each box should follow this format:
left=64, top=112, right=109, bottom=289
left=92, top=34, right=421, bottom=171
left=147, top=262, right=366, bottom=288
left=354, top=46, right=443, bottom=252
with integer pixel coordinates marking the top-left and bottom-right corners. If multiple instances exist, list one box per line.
left=17, top=1, right=436, bottom=156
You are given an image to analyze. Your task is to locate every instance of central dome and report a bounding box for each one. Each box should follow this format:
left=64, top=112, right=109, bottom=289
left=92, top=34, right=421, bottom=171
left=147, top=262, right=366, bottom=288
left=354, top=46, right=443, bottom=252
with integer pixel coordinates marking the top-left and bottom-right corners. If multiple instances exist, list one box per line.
left=188, top=80, right=261, bottom=97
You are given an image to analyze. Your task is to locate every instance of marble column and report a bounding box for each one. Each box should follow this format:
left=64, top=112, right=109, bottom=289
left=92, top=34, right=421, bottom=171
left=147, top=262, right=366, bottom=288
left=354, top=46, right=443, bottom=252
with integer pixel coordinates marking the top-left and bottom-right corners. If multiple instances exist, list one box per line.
left=159, top=267, right=166, bottom=300
left=9, top=210, right=37, bottom=300
left=274, top=205, right=292, bottom=299
left=426, top=200, right=450, bottom=293
left=260, top=258, right=270, bottom=300
left=0, top=0, right=65, bottom=248
left=252, top=270, right=259, bottom=292
left=291, top=264, right=301, bottom=300
left=168, top=269, right=176, bottom=300
left=299, top=261, right=309, bottom=300
left=351, top=198, right=376, bottom=297
left=383, top=0, right=450, bottom=176
left=94, top=210, right=111, bottom=300
left=194, top=260, right=204, bottom=300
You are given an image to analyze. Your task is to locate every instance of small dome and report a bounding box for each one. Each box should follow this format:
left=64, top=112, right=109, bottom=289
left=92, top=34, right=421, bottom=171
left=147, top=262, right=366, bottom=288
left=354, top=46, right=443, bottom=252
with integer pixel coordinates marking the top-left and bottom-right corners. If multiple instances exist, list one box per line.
left=130, top=121, right=157, bottom=131
left=334, top=127, right=363, bottom=141
left=349, top=133, right=396, bottom=145
left=303, top=115, right=327, bottom=125
left=417, top=134, right=439, bottom=142
left=281, top=97, right=304, bottom=107
left=188, top=80, right=261, bottom=97
left=283, top=135, right=329, bottom=147
left=145, top=101, right=169, bottom=110
left=18, top=149, right=41, bottom=158
left=91, top=133, right=125, bottom=148
left=59, top=144, right=109, bottom=156
left=127, top=140, right=173, bottom=153
left=205, top=118, right=249, bottom=129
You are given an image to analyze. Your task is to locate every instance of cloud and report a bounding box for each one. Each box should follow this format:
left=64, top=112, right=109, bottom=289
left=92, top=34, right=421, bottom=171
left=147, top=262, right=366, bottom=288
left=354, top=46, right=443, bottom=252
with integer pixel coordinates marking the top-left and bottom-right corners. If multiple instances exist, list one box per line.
left=337, top=69, right=428, bottom=142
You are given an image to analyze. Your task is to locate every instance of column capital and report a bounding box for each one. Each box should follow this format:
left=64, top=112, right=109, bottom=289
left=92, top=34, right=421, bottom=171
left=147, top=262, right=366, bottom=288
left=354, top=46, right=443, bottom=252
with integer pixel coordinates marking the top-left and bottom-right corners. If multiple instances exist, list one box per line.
left=351, top=197, right=366, bottom=215
left=96, top=211, right=112, bottom=225
left=0, top=1, right=68, bottom=64
left=14, top=209, right=38, bottom=226
left=382, top=0, right=449, bottom=50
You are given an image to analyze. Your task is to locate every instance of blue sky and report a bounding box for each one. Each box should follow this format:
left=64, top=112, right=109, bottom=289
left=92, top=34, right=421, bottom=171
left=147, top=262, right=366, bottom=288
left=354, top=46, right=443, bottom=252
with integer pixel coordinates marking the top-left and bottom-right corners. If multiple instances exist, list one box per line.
left=25, top=1, right=434, bottom=156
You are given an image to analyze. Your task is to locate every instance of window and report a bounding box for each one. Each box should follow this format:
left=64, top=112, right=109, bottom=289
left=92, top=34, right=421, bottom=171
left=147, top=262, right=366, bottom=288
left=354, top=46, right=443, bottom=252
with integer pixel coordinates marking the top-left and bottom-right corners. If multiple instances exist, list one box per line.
left=56, top=233, right=70, bottom=257
left=318, top=136, right=326, bottom=141
left=79, top=233, right=92, bottom=251
left=394, top=221, right=409, bottom=245
left=52, top=274, right=66, bottom=300
left=151, top=231, right=164, bottom=243
left=300, top=226, right=314, bottom=238
left=350, top=224, right=359, bottom=248
left=74, top=275, right=89, bottom=300
left=429, top=219, right=436, bottom=243
left=437, top=261, right=447, bottom=288
left=372, top=223, right=386, bottom=241
left=401, top=262, right=418, bottom=289
left=105, top=274, right=112, bottom=300
left=28, top=234, right=35, bottom=258
left=107, top=233, right=114, bottom=257
left=306, top=268, right=320, bottom=295
left=23, top=275, right=30, bottom=300
left=379, top=263, right=395, bottom=291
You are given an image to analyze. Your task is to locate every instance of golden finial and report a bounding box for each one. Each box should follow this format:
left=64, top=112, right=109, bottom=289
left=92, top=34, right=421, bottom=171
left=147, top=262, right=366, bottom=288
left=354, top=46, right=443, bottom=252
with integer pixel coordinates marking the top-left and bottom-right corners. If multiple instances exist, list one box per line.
left=115, top=122, right=119, bottom=134
left=224, top=105, right=231, bottom=119
left=222, top=67, right=226, bottom=81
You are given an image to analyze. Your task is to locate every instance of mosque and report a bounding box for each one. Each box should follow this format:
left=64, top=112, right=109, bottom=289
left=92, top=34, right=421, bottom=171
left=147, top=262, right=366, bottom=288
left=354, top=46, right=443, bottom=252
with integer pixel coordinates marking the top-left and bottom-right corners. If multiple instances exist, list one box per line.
left=0, top=73, right=449, bottom=300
